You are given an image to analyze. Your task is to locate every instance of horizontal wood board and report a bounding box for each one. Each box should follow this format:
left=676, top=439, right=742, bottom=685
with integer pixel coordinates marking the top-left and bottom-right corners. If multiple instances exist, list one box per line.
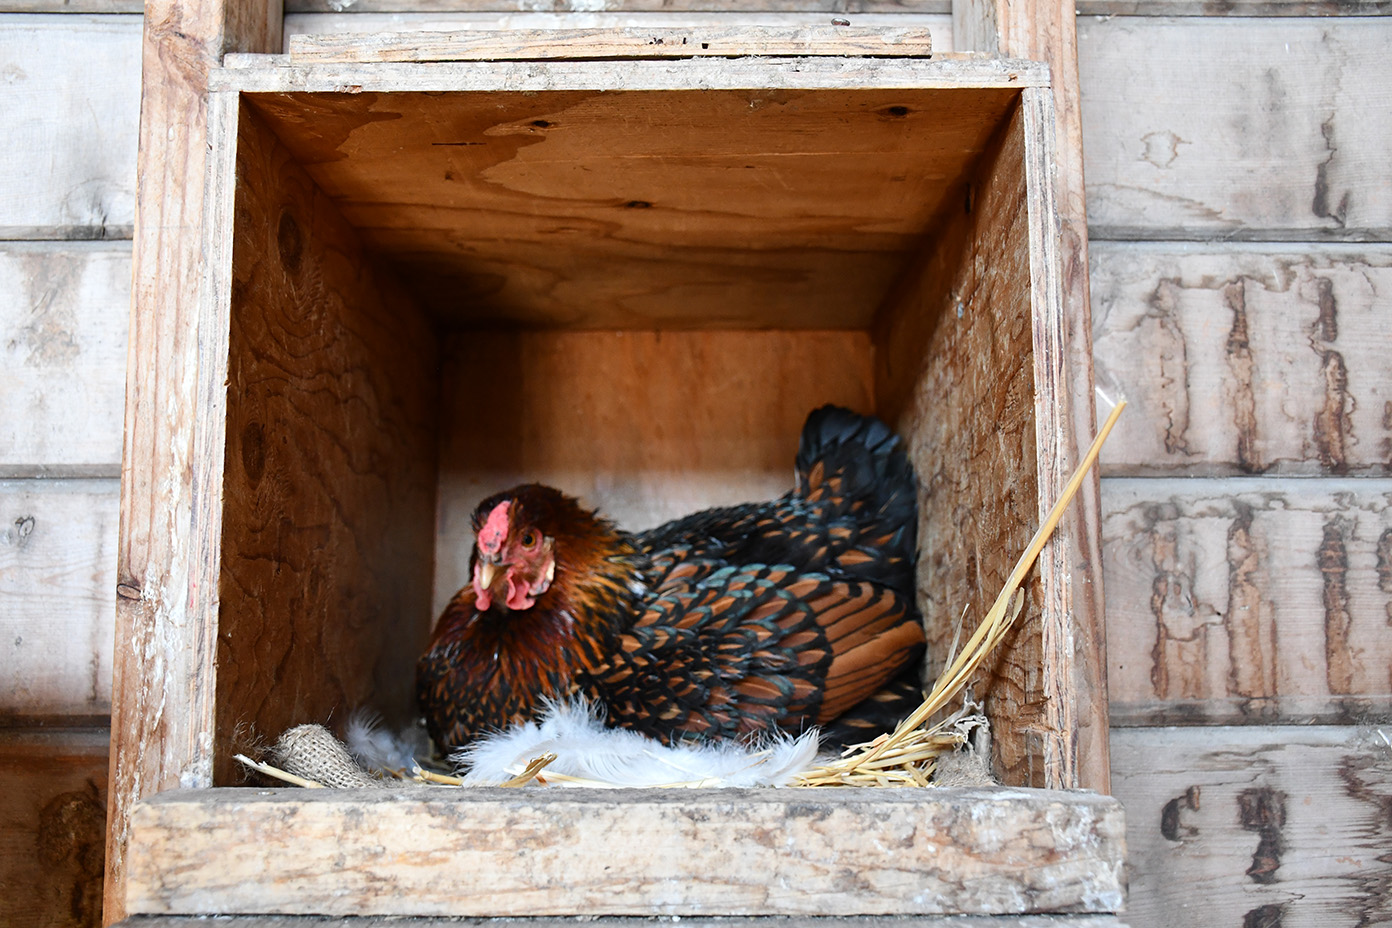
left=434, top=329, right=875, bottom=614
left=1111, top=725, right=1392, bottom=928
left=288, top=24, right=933, bottom=63
left=0, top=729, right=109, bottom=928
left=0, top=243, right=130, bottom=474
left=279, top=11, right=955, bottom=48
left=1103, top=477, right=1392, bottom=726
left=1091, top=243, right=1392, bottom=477
left=273, top=0, right=1391, bottom=13
left=0, top=480, right=119, bottom=720
left=212, top=99, right=439, bottom=783
left=1078, top=17, right=1392, bottom=241
left=0, top=15, right=141, bottom=240
left=111, top=919, right=1131, bottom=928
left=240, top=80, right=1020, bottom=329
left=123, top=786, right=1125, bottom=917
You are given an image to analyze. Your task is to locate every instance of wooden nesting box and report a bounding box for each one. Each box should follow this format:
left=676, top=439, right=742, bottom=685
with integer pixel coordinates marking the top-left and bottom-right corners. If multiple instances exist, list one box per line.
left=115, top=30, right=1119, bottom=923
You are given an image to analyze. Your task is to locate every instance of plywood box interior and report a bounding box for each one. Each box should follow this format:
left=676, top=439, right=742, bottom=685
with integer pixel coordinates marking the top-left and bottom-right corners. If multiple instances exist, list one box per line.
left=117, top=49, right=1114, bottom=920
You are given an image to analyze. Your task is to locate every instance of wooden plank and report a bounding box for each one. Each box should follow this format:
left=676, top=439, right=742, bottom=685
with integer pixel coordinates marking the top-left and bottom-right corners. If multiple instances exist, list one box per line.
left=434, top=329, right=874, bottom=615
left=0, top=729, right=110, bottom=928
left=239, top=82, right=1020, bottom=330
left=0, top=0, right=141, bottom=10
left=0, top=15, right=141, bottom=241
left=1103, top=477, right=1392, bottom=727
left=210, top=98, right=439, bottom=785
left=949, top=0, right=1106, bottom=792
left=283, top=0, right=951, bottom=12
left=1078, top=17, right=1392, bottom=241
left=289, top=25, right=932, bottom=63
left=1078, top=0, right=1391, bottom=11
left=113, top=918, right=1130, bottom=928
left=278, top=0, right=1390, bottom=13
left=0, top=480, right=119, bottom=719
left=105, top=0, right=282, bottom=920
left=281, top=11, right=955, bottom=48
left=1092, top=244, right=1392, bottom=477
left=123, top=787, right=1125, bottom=917
left=213, top=53, right=1046, bottom=91
left=0, top=243, right=130, bottom=475
left=1111, top=725, right=1392, bottom=928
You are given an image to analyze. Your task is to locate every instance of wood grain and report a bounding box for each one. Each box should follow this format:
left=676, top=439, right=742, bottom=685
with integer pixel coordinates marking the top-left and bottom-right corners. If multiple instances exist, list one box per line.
left=953, top=0, right=1107, bottom=793
left=1092, top=244, right=1392, bottom=477
left=0, top=480, right=119, bottom=719
left=1104, top=477, right=1392, bottom=726
left=876, top=97, right=1097, bottom=791
left=211, top=100, right=439, bottom=784
left=280, top=11, right=955, bottom=49
left=123, top=787, right=1125, bottom=917
left=0, top=243, right=130, bottom=475
left=111, top=918, right=1130, bottom=928
left=1112, top=725, right=1392, bottom=928
left=282, top=0, right=952, bottom=12
left=0, top=729, right=109, bottom=928
left=105, top=0, right=282, bottom=918
left=276, top=0, right=1387, bottom=13
left=434, top=329, right=874, bottom=614
left=1078, top=17, right=1392, bottom=241
left=289, top=25, right=932, bottom=63
left=242, top=81, right=1021, bottom=330
left=0, top=15, right=141, bottom=240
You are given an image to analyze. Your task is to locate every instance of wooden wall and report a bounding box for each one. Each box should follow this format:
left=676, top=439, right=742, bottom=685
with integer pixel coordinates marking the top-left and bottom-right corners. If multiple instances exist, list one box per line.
left=1080, top=13, right=1392, bottom=928
left=3, top=3, right=1390, bottom=928
left=0, top=12, right=140, bottom=928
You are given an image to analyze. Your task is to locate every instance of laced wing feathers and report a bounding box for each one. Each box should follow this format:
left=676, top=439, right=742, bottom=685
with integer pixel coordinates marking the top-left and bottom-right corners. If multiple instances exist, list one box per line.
left=586, top=563, right=921, bottom=744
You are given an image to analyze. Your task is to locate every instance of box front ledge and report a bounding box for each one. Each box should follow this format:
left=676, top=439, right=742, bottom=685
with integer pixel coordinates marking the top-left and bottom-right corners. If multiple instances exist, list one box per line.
left=125, top=785, right=1124, bottom=918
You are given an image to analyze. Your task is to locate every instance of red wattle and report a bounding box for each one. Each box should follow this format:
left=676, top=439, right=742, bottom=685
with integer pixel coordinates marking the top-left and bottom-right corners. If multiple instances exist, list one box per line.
left=504, top=574, right=536, bottom=610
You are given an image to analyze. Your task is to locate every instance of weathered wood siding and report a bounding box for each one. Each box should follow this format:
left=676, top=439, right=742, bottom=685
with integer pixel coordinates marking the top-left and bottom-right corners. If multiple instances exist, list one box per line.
left=0, top=12, right=139, bottom=928
left=1081, top=13, right=1392, bottom=928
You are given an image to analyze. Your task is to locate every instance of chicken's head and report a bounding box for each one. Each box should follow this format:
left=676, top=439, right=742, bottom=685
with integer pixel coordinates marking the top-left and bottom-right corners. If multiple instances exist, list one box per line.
left=470, top=497, right=556, bottom=611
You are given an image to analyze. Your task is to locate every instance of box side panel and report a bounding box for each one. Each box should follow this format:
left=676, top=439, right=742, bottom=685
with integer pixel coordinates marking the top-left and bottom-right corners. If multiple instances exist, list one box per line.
left=874, top=98, right=1049, bottom=788
left=214, top=100, right=439, bottom=784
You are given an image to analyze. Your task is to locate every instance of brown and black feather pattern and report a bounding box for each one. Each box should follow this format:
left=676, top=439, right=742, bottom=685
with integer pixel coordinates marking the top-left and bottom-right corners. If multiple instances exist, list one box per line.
left=416, top=406, right=925, bottom=754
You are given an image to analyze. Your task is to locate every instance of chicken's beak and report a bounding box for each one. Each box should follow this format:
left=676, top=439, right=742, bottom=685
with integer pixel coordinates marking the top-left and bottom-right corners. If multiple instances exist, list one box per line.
left=478, top=560, right=499, bottom=591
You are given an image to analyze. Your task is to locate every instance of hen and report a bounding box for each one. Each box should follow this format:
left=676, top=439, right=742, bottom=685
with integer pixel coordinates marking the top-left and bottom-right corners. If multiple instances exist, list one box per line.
left=416, top=405, right=925, bottom=755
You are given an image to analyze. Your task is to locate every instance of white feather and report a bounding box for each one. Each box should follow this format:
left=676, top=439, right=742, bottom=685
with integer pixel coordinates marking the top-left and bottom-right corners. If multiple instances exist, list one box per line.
left=453, top=701, right=819, bottom=788
left=342, top=709, right=429, bottom=775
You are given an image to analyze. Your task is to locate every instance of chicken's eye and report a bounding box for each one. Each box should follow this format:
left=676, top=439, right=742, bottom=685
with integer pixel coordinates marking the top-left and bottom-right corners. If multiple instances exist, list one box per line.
left=520, top=530, right=538, bottom=549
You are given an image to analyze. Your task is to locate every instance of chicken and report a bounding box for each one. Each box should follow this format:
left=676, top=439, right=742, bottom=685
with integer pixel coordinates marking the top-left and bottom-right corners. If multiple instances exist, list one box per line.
left=416, top=405, right=925, bottom=755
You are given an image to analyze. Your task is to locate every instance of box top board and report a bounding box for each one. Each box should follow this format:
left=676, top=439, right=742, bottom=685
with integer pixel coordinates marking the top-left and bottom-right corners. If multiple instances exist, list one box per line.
left=212, top=48, right=1048, bottom=330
